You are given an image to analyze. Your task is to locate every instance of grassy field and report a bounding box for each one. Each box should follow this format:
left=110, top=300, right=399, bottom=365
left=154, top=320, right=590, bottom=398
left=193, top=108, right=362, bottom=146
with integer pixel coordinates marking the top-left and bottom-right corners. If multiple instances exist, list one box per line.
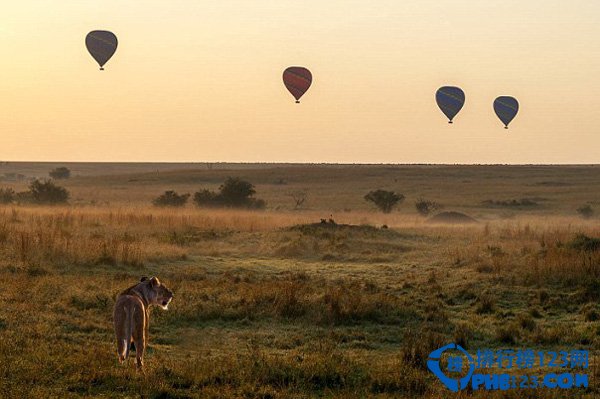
left=0, top=163, right=599, bottom=398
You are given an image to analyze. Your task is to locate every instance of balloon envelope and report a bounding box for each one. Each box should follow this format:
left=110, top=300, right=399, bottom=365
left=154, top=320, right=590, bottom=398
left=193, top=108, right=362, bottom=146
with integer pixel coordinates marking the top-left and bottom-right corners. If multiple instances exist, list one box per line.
left=493, top=96, right=519, bottom=128
left=436, top=86, right=465, bottom=123
left=85, top=31, right=118, bottom=70
left=283, top=67, right=312, bottom=103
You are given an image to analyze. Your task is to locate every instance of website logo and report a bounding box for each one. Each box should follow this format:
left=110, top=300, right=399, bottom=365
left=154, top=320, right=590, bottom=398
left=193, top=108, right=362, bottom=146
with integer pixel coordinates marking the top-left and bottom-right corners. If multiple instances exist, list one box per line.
left=427, top=344, right=589, bottom=392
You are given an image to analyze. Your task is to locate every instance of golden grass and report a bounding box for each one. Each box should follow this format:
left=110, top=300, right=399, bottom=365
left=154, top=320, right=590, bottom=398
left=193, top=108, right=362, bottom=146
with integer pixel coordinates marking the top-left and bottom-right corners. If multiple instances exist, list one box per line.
left=0, top=164, right=599, bottom=397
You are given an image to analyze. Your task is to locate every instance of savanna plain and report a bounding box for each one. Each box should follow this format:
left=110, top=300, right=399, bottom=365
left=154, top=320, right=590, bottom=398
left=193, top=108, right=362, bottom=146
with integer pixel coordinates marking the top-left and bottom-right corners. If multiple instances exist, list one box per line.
left=0, top=163, right=598, bottom=398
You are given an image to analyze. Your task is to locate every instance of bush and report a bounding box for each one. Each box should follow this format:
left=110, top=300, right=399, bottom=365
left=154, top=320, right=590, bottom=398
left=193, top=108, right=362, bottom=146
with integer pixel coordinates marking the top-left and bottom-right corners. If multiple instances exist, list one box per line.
left=152, top=191, right=190, bottom=207
left=15, top=191, right=33, bottom=203
left=25, top=179, right=69, bottom=204
left=219, top=177, right=257, bottom=207
left=400, top=330, right=446, bottom=370
left=475, top=292, right=495, bottom=314
left=364, top=190, right=404, bottom=213
left=49, top=167, right=71, bottom=180
left=567, top=234, right=600, bottom=252
left=453, top=322, right=474, bottom=349
left=193, top=189, right=221, bottom=207
left=415, top=197, right=441, bottom=216
left=193, top=177, right=266, bottom=209
left=247, top=198, right=267, bottom=209
left=482, top=198, right=538, bottom=207
left=0, top=188, right=15, bottom=204
left=576, top=204, right=594, bottom=219
left=495, top=323, right=520, bottom=344
left=580, top=303, right=599, bottom=322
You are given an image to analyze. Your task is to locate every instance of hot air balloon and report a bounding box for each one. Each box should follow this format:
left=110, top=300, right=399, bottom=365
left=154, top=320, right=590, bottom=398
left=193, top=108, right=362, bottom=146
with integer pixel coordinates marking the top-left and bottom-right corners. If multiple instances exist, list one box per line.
left=436, top=86, right=465, bottom=124
left=85, top=31, right=118, bottom=70
left=283, top=67, right=312, bottom=103
left=493, top=96, right=519, bottom=129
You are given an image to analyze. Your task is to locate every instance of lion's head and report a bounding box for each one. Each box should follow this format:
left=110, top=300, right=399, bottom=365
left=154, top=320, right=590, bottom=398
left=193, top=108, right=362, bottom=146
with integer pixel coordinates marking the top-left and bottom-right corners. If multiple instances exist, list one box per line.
left=139, top=276, right=174, bottom=310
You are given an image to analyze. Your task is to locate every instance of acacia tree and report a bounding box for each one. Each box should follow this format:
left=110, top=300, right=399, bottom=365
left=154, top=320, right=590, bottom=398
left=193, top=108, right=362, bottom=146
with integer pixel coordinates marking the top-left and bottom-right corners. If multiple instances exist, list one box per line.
left=193, top=177, right=266, bottom=209
left=364, top=190, right=404, bottom=213
left=218, top=177, right=256, bottom=207
left=289, top=191, right=307, bottom=209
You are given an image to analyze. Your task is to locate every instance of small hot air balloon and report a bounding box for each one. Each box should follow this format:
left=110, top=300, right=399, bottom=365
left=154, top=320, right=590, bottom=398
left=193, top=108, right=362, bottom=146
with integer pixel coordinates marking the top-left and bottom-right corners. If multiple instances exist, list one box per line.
left=436, top=86, right=465, bottom=124
left=283, top=67, right=312, bottom=103
left=85, top=31, right=118, bottom=70
left=493, top=96, right=519, bottom=129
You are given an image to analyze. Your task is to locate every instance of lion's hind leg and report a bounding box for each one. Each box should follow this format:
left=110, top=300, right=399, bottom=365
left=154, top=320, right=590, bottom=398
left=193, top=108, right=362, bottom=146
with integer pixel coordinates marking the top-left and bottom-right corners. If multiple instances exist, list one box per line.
left=114, top=305, right=130, bottom=364
left=114, top=299, right=137, bottom=365
left=132, top=306, right=146, bottom=370
left=117, top=340, right=127, bottom=364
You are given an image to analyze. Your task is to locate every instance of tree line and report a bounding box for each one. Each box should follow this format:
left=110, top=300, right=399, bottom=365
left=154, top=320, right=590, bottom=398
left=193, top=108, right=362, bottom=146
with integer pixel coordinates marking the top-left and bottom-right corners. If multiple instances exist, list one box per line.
left=0, top=168, right=595, bottom=219
left=153, top=177, right=266, bottom=209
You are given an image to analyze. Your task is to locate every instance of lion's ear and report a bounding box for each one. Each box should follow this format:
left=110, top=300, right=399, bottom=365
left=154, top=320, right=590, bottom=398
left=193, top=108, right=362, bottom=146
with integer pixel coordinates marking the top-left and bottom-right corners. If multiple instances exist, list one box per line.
left=150, top=277, right=160, bottom=287
left=140, top=276, right=149, bottom=282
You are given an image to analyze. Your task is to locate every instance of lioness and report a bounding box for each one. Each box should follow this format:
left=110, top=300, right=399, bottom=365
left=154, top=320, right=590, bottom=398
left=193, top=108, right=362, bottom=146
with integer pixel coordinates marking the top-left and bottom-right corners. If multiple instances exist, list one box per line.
left=113, top=276, right=173, bottom=369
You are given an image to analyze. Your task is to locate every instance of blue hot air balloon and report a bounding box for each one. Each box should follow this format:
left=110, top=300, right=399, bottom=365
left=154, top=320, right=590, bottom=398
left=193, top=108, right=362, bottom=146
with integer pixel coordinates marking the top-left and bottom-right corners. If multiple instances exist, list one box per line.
left=493, top=96, right=519, bottom=129
left=85, top=31, right=118, bottom=70
left=436, top=86, right=465, bottom=124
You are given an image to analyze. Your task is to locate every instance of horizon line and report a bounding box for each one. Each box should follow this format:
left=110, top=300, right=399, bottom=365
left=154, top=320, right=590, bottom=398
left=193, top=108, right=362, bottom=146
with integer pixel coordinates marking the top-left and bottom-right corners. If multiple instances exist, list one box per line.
left=1, top=161, right=599, bottom=167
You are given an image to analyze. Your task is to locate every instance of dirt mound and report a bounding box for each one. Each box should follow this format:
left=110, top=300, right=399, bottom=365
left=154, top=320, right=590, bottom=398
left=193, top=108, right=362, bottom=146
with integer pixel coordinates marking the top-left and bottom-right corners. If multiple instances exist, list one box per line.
left=427, top=211, right=477, bottom=224
left=287, top=222, right=399, bottom=237
left=279, top=222, right=410, bottom=261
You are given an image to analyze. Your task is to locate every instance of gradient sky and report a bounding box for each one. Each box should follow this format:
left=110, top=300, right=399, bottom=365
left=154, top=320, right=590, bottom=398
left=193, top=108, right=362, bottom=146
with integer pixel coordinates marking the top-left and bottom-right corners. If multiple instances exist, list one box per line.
left=1, top=1, right=599, bottom=163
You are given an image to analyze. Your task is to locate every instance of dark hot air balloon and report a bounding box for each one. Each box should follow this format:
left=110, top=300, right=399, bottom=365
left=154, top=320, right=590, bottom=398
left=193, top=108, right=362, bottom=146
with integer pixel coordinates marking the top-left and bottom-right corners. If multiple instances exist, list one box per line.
left=85, top=31, right=118, bottom=70
left=283, top=67, right=312, bottom=103
left=436, top=86, right=465, bottom=124
left=493, top=96, right=519, bottom=129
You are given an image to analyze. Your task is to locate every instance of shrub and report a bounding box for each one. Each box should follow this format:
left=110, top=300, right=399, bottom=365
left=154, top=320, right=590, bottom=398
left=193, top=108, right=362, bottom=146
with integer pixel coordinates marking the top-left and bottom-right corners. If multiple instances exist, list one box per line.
left=567, top=234, right=600, bottom=252
left=482, top=198, right=538, bottom=207
left=15, top=190, right=33, bottom=203
left=219, top=177, right=257, bottom=207
left=364, top=190, right=404, bottom=213
left=400, top=330, right=446, bottom=370
left=576, top=204, right=594, bottom=219
left=273, top=282, right=305, bottom=318
left=0, top=188, right=15, bottom=204
left=580, top=303, right=599, bottom=322
left=578, top=279, right=600, bottom=302
left=152, top=191, right=190, bottom=207
left=495, top=323, right=520, bottom=344
left=453, top=322, right=475, bottom=349
left=247, top=198, right=267, bottom=209
left=49, top=167, right=71, bottom=179
left=193, top=177, right=266, bottom=209
left=415, top=197, right=441, bottom=216
left=25, top=179, right=69, bottom=204
left=517, top=313, right=536, bottom=331
left=192, top=189, right=221, bottom=207
left=475, top=292, right=495, bottom=314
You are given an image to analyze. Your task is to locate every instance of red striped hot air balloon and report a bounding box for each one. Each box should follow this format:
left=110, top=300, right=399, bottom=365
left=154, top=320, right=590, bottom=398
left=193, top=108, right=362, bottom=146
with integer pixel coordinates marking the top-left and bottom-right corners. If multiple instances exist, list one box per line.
left=283, top=67, right=312, bottom=103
